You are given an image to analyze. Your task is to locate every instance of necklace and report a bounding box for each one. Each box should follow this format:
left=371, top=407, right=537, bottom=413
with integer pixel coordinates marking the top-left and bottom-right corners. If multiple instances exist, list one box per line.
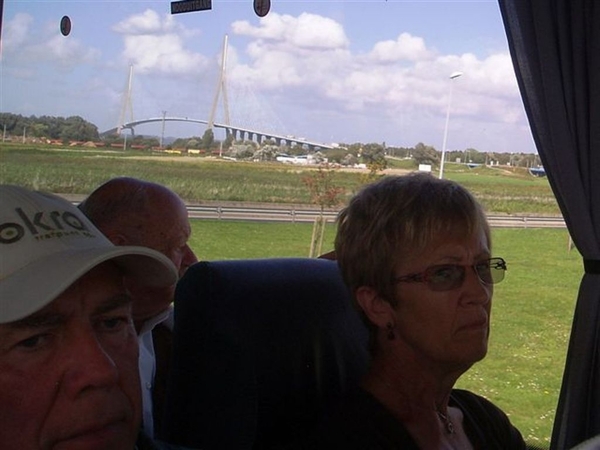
left=436, top=410, right=455, bottom=434
left=372, top=374, right=456, bottom=435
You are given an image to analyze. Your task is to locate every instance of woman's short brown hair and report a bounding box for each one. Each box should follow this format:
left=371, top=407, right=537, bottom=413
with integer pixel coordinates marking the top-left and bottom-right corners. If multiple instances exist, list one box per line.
left=335, top=173, right=490, bottom=339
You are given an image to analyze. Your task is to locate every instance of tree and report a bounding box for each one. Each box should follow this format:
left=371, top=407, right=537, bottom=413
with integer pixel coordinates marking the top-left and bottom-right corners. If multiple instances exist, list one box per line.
left=253, top=145, right=278, bottom=161
left=386, top=145, right=409, bottom=158
left=129, top=135, right=159, bottom=149
left=463, top=147, right=479, bottom=164
left=230, top=142, right=257, bottom=159
left=222, top=133, right=234, bottom=149
left=302, top=164, right=345, bottom=258
left=326, top=148, right=350, bottom=164
left=0, top=113, right=98, bottom=141
left=363, top=158, right=387, bottom=183
left=30, top=123, right=49, bottom=138
left=341, top=153, right=358, bottom=166
left=359, top=142, right=388, bottom=179
left=412, top=142, right=438, bottom=165
left=59, top=116, right=99, bottom=142
left=287, top=144, right=306, bottom=156
left=201, top=128, right=215, bottom=149
left=186, top=138, right=200, bottom=149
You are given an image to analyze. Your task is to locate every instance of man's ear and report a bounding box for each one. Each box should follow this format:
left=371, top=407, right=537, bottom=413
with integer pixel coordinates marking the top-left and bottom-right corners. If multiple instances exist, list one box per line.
left=355, top=286, right=395, bottom=328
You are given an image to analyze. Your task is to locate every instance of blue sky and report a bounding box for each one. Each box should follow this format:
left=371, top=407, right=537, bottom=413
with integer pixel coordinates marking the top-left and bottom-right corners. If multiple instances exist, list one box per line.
left=1, top=0, right=536, bottom=153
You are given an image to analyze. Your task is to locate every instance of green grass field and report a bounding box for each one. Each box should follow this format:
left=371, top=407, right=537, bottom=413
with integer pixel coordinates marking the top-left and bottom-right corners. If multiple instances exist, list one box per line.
left=189, top=220, right=580, bottom=448
left=1, top=145, right=580, bottom=447
left=0, top=144, right=560, bottom=215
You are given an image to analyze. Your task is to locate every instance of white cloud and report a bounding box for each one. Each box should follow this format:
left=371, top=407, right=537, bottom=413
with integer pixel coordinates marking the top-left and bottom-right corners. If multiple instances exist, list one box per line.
left=1, top=13, right=34, bottom=55
left=228, top=13, right=352, bottom=90
left=232, top=12, right=349, bottom=50
left=225, top=10, right=522, bottom=135
left=369, top=32, right=433, bottom=63
left=426, top=52, right=522, bottom=123
left=1, top=13, right=100, bottom=69
left=113, top=10, right=208, bottom=76
left=42, top=35, right=102, bottom=68
left=113, top=9, right=173, bottom=35
left=121, top=34, right=207, bottom=75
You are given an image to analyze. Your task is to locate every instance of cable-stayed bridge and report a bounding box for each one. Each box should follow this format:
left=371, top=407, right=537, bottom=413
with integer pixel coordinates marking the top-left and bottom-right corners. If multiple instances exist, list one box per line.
left=101, top=116, right=334, bottom=151
left=101, top=36, right=333, bottom=151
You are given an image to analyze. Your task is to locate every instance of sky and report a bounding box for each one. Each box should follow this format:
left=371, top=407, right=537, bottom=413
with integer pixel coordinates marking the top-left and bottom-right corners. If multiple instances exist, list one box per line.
left=0, top=0, right=537, bottom=154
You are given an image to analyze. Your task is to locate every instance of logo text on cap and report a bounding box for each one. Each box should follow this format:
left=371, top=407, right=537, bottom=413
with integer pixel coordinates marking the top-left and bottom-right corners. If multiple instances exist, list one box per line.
left=0, top=208, right=93, bottom=244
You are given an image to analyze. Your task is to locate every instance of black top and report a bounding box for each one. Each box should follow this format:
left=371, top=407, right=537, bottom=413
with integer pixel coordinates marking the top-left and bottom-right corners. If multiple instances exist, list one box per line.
left=289, top=388, right=527, bottom=450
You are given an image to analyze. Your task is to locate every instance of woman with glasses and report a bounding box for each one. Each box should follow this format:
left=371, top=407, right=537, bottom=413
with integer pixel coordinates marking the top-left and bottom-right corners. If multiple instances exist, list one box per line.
left=299, top=173, right=526, bottom=449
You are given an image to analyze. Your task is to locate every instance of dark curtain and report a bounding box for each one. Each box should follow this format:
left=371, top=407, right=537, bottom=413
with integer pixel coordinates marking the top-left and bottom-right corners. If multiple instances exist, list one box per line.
left=498, top=1, right=600, bottom=449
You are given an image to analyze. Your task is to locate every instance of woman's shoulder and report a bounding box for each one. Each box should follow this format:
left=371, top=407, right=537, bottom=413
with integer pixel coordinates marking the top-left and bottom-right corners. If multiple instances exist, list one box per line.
left=451, top=388, right=504, bottom=411
left=451, top=389, right=528, bottom=449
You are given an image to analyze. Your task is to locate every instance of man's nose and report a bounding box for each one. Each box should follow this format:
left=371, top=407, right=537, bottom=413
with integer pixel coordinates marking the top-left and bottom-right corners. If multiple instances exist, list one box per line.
left=60, top=329, right=120, bottom=396
left=180, top=244, right=198, bottom=275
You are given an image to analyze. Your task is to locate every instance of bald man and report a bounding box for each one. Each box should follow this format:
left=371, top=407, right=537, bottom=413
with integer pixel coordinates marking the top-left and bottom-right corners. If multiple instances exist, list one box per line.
left=79, top=177, right=198, bottom=438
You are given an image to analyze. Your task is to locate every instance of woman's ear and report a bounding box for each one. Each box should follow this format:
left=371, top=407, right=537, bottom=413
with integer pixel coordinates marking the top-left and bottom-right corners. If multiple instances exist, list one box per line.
left=355, top=286, right=395, bottom=329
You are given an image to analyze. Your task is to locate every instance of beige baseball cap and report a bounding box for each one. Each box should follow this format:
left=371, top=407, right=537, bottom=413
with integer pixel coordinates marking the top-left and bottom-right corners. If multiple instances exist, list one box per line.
left=0, top=185, right=178, bottom=324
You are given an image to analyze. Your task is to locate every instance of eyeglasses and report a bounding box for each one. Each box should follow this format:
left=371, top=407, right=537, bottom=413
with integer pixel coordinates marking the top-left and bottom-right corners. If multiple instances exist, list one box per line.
left=392, top=257, right=507, bottom=292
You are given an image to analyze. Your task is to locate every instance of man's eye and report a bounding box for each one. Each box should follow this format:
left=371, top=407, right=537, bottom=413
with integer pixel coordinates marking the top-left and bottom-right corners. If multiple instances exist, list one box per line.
left=16, top=334, right=49, bottom=350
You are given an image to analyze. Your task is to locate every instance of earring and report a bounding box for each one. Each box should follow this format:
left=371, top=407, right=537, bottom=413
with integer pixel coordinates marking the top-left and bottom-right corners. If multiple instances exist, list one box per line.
left=386, top=322, right=395, bottom=340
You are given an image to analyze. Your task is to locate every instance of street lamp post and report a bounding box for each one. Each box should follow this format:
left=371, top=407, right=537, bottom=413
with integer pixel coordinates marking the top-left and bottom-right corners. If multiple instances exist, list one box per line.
left=160, top=110, right=167, bottom=149
left=438, top=71, right=463, bottom=179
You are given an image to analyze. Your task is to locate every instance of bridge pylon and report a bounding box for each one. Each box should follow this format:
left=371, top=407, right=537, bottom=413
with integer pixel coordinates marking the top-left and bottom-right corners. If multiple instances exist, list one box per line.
left=117, top=64, right=135, bottom=135
left=207, top=34, right=231, bottom=131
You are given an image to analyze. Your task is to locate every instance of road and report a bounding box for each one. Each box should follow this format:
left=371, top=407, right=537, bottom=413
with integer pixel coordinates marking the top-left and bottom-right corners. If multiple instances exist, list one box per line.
left=184, top=204, right=567, bottom=228
left=63, top=195, right=565, bottom=228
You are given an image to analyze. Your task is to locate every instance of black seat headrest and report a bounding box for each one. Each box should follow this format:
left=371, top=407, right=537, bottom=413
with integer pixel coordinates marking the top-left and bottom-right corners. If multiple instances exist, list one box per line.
left=161, top=258, right=369, bottom=450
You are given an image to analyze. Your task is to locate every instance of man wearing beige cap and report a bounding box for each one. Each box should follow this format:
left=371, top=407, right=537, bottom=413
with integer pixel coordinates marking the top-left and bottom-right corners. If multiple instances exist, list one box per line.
left=0, top=185, right=177, bottom=450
